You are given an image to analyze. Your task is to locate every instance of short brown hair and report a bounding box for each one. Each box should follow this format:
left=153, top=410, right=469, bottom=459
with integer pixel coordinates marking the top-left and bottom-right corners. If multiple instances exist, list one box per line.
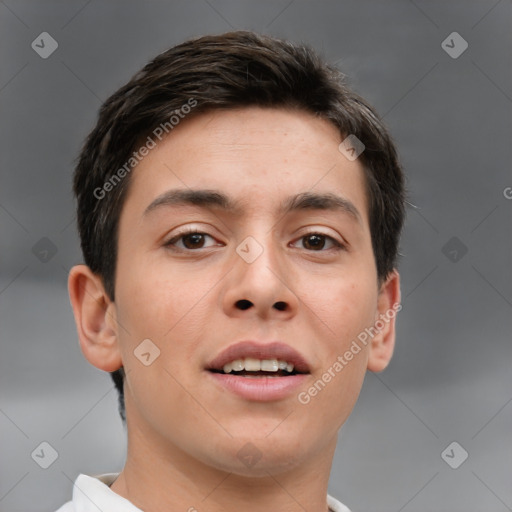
left=73, top=31, right=405, bottom=421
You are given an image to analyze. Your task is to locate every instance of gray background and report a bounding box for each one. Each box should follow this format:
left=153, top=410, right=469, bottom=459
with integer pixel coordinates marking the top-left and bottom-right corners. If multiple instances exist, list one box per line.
left=1, top=1, right=511, bottom=511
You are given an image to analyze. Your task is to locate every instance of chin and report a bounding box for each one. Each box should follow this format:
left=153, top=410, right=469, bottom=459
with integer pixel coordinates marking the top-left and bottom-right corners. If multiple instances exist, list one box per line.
left=199, top=434, right=308, bottom=477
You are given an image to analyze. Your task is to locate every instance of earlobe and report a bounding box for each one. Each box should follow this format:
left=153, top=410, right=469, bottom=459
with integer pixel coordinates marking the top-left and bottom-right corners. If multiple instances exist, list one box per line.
left=367, top=270, right=401, bottom=373
left=68, top=265, right=123, bottom=372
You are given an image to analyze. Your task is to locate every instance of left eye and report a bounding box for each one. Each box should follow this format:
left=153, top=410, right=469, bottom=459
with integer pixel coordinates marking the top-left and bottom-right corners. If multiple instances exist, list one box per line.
left=292, top=234, right=342, bottom=251
left=166, top=232, right=219, bottom=250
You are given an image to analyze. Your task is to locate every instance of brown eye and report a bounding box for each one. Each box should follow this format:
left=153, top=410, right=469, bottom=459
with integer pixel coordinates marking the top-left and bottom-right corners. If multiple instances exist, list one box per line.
left=166, top=232, right=220, bottom=250
left=302, top=234, right=326, bottom=250
left=290, top=233, right=343, bottom=252
left=182, top=233, right=206, bottom=249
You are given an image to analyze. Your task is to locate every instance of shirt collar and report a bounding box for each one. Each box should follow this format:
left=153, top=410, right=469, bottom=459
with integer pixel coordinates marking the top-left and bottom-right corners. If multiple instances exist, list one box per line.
left=72, top=473, right=142, bottom=511
left=71, top=473, right=350, bottom=512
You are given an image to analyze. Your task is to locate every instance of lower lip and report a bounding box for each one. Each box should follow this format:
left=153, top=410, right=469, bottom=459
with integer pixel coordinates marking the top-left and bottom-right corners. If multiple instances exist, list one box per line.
left=207, top=372, right=308, bottom=401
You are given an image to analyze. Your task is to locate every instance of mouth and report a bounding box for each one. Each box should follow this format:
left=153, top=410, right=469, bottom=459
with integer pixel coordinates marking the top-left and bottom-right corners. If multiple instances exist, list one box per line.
left=205, top=341, right=310, bottom=401
left=206, top=341, right=310, bottom=376
left=209, top=357, right=301, bottom=377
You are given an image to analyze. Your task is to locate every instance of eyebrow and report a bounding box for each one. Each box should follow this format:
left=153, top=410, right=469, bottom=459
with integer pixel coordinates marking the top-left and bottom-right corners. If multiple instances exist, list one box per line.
left=282, top=192, right=361, bottom=222
left=143, top=189, right=238, bottom=217
left=143, top=188, right=361, bottom=223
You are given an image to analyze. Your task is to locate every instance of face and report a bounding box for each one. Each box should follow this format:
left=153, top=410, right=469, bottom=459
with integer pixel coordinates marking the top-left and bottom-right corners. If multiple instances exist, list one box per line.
left=111, top=107, right=394, bottom=475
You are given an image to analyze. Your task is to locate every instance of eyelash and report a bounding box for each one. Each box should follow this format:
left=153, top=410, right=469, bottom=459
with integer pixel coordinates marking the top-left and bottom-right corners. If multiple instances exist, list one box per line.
left=292, top=233, right=345, bottom=252
left=164, top=229, right=345, bottom=252
left=164, top=229, right=221, bottom=251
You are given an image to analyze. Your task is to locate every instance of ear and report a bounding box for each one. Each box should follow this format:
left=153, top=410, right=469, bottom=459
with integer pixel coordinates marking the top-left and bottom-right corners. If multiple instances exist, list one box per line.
left=68, top=264, right=122, bottom=372
left=367, top=270, right=401, bottom=373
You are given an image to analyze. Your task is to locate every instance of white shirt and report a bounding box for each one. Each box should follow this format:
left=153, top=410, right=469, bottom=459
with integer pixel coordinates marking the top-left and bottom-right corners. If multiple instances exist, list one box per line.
left=55, top=473, right=351, bottom=512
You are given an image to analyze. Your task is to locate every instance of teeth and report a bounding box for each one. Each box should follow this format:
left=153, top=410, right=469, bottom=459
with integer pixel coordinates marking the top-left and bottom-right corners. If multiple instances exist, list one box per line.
left=222, top=358, right=295, bottom=374
left=261, top=359, right=278, bottom=372
left=244, top=357, right=261, bottom=371
left=231, top=359, right=244, bottom=372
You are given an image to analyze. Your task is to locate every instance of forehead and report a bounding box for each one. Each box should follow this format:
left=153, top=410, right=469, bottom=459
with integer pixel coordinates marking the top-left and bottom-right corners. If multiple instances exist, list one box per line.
left=124, top=107, right=369, bottom=223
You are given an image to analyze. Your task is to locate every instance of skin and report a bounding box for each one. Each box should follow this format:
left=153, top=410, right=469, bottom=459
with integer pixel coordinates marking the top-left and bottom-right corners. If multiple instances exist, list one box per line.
left=68, top=107, right=400, bottom=512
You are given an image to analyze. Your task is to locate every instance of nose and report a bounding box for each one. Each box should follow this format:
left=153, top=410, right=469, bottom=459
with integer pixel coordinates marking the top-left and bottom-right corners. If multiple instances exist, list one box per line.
left=221, top=240, right=299, bottom=321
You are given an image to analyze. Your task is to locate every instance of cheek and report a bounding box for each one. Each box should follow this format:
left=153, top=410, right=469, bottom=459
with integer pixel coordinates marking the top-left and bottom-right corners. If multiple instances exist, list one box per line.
left=301, top=271, right=378, bottom=350
left=116, top=253, right=215, bottom=340
left=114, top=260, right=224, bottom=400
left=293, top=272, right=377, bottom=429
left=115, top=266, right=217, bottom=438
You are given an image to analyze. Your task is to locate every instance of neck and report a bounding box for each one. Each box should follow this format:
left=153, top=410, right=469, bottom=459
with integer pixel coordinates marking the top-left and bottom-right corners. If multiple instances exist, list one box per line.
left=111, top=417, right=337, bottom=512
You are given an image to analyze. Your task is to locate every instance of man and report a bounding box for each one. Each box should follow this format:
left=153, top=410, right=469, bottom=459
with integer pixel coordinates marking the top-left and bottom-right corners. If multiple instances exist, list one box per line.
left=60, top=30, right=405, bottom=512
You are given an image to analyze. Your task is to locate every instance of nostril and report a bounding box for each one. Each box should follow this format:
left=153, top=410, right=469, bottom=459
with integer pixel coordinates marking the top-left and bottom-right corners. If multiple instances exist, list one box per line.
left=235, top=299, right=253, bottom=310
left=273, top=301, right=287, bottom=311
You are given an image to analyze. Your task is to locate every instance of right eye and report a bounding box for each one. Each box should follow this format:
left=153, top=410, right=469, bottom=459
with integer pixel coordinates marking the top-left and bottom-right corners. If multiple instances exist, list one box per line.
left=164, top=231, right=222, bottom=251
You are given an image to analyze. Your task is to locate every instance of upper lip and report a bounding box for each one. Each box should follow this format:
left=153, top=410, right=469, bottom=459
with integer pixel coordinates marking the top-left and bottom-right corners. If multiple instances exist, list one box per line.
left=206, top=341, right=311, bottom=373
